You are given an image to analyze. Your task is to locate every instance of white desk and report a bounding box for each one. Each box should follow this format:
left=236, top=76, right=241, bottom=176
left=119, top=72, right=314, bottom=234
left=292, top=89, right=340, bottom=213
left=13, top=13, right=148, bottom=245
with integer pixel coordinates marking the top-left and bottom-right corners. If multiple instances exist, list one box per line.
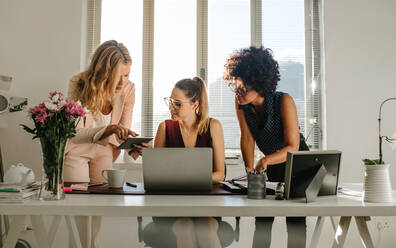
left=0, top=184, right=395, bottom=248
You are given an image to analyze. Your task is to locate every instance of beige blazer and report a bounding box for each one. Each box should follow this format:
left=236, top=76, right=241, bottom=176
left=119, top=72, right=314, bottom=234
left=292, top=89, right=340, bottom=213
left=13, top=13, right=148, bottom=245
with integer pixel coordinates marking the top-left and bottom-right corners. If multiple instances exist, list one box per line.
left=65, top=74, right=135, bottom=160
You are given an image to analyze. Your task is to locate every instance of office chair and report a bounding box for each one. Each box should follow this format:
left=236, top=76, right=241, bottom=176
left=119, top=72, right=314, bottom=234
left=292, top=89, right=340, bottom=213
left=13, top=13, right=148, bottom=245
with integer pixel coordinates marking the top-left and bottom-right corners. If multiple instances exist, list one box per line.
left=135, top=166, right=241, bottom=247
left=137, top=216, right=240, bottom=248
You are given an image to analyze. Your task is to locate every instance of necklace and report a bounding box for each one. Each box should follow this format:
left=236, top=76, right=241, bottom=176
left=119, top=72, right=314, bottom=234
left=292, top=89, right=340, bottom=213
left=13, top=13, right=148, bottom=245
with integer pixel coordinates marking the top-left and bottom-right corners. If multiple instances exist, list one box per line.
left=180, top=121, right=197, bottom=138
left=180, top=122, right=198, bottom=147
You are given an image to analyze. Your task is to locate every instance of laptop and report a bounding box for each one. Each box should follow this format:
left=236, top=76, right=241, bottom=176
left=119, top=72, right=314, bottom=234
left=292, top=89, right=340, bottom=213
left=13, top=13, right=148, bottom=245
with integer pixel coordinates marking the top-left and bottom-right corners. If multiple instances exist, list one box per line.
left=142, top=148, right=213, bottom=192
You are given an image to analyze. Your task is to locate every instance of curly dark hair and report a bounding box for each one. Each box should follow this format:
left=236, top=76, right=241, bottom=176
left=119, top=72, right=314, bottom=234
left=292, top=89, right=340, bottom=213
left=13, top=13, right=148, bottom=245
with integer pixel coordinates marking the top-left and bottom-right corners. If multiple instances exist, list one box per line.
left=223, top=46, right=280, bottom=97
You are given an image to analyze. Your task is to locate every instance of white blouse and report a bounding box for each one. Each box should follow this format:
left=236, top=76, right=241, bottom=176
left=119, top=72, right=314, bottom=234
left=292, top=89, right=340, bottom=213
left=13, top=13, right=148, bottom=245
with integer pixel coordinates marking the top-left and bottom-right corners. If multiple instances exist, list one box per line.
left=92, top=111, right=112, bottom=128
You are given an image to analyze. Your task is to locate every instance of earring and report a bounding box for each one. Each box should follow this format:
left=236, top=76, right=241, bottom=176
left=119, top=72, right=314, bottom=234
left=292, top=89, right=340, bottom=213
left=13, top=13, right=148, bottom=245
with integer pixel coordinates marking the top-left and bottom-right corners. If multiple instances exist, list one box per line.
left=195, top=108, right=199, bottom=115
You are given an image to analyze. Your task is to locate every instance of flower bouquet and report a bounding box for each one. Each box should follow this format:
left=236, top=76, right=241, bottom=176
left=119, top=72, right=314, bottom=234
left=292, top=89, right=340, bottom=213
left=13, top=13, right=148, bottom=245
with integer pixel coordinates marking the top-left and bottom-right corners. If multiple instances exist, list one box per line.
left=21, top=91, right=85, bottom=200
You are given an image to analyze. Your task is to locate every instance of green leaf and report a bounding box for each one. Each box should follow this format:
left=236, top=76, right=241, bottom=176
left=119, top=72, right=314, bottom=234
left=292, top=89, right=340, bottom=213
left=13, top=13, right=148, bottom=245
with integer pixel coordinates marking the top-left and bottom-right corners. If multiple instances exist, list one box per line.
left=362, top=159, right=384, bottom=165
left=20, top=124, right=36, bottom=135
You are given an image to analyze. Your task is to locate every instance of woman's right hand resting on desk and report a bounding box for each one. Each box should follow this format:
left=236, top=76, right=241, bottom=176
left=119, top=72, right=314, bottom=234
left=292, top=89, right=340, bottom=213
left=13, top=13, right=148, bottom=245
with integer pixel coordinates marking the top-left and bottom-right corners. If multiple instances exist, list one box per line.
left=101, top=124, right=139, bottom=140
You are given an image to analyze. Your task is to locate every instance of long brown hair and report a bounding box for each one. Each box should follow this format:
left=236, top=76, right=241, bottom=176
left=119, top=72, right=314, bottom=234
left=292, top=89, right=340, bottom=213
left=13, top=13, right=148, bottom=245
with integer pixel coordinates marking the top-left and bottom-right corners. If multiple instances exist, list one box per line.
left=175, top=77, right=209, bottom=135
left=78, top=40, right=131, bottom=118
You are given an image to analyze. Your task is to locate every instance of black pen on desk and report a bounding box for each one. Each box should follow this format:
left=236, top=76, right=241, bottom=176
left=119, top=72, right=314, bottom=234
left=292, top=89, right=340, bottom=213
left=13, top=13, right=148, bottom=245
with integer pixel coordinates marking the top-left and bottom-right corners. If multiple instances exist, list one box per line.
left=126, top=182, right=137, bottom=188
left=88, top=183, right=106, bottom=187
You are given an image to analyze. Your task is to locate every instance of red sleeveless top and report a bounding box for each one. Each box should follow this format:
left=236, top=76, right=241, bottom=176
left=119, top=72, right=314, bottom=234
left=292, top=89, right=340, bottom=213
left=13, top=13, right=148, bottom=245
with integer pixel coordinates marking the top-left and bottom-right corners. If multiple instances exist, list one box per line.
left=165, top=119, right=212, bottom=147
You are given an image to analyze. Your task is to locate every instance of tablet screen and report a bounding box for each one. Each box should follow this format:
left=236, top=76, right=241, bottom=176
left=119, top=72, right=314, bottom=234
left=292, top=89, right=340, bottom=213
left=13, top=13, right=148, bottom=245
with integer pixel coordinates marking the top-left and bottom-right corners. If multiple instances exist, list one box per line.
left=117, top=137, right=153, bottom=149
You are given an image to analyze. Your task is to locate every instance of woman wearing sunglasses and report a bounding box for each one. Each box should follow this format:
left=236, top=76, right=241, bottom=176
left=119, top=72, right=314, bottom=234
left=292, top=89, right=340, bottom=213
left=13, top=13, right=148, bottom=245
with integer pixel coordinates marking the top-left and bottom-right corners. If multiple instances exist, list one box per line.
left=144, top=77, right=226, bottom=248
left=224, top=46, right=309, bottom=248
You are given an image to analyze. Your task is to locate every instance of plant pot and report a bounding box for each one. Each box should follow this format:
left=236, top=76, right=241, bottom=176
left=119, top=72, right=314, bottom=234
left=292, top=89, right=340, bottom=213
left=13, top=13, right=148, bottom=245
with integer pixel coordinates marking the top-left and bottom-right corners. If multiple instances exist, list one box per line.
left=38, top=137, right=67, bottom=200
left=363, top=164, right=393, bottom=203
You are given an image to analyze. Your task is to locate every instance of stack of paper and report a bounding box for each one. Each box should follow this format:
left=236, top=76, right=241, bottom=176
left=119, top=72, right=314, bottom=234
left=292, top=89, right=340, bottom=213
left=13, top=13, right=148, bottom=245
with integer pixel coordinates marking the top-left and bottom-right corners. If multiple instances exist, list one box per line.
left=0, top=182, right=40, bottom=203
left=232, top=181, right=278, bottom=191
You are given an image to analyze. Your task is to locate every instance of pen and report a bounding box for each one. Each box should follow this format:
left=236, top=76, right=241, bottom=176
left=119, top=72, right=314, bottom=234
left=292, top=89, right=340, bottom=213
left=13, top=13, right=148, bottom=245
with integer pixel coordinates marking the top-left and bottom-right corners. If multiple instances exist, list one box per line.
left=126, top=182, right=137, bottom=188
left=88, top=183, right=106, bottom=187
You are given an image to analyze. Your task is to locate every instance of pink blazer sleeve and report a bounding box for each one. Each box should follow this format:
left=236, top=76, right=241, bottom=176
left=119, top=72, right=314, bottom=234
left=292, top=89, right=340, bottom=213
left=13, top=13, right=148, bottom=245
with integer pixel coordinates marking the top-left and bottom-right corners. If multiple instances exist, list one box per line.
left=106, top=81, right=135, bottom=148
left=107, top=82, right=135, bottom=160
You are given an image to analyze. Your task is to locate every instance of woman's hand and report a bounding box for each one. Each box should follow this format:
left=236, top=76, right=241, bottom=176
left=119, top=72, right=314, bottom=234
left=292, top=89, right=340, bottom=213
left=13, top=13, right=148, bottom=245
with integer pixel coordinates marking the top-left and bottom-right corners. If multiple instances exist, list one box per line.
left=128, top=142, right=151, bottom=159
left=101, top=124, right=138, bottom=140
left=255, top=157, right=268, bottom=174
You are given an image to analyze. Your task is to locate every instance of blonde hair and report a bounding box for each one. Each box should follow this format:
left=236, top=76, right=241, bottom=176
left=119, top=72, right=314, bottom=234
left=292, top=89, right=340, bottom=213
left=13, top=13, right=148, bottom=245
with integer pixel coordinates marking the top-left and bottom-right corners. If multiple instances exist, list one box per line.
left=175, top=77, right=209, bottom=135
left=77, top=40, right=131, bottom=119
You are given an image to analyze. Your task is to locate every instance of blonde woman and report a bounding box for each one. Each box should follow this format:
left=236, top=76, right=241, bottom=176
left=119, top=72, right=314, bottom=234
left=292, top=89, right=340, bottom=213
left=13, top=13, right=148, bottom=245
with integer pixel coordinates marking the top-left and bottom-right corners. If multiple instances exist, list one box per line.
left=147, top=77, right=226, bottom=248
left=64, top=40, right=142, bottom=248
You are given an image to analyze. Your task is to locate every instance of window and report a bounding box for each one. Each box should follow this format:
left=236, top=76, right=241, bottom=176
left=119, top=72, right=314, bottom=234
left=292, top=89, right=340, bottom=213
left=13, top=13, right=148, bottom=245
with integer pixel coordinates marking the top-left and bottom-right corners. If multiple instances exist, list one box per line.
left=95, top=0, right=323, bottom=159
left=101, top=0, right=143, bottom=135
left=101, top=0, right=143, bottom=162
left=207, top=0, right=250, bottom=149
left=152, top=0, right=196, bottom=136
left=261, top=0, right=307, bottom=143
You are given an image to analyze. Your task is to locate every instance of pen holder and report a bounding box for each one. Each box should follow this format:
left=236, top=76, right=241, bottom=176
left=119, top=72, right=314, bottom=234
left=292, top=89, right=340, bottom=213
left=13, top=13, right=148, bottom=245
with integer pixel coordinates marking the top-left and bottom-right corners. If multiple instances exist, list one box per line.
left=248, top=173, right=266, bottom=199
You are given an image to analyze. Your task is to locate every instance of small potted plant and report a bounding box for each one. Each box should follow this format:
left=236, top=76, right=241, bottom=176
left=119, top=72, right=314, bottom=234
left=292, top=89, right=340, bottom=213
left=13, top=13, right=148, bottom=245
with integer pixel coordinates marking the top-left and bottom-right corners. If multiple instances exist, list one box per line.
left=362, top=98, right=396, bottom=203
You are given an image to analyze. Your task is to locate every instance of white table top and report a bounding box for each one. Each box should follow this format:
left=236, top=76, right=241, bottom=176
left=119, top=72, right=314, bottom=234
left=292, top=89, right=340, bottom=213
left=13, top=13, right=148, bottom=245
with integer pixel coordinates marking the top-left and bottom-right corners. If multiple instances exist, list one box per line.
left=0, top=184, right=395, bottom=217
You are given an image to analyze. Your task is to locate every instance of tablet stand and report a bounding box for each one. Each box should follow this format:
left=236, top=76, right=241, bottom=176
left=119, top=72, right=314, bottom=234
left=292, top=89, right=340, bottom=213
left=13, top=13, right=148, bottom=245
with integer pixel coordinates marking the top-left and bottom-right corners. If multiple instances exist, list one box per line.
left=305, top=164, right=327, bottom=203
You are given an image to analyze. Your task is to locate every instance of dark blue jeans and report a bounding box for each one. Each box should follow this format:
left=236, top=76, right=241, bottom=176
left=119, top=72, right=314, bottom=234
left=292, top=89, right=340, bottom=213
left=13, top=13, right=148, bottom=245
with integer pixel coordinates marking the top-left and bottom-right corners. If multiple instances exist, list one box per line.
left=253, top=217, right=306, bottom=248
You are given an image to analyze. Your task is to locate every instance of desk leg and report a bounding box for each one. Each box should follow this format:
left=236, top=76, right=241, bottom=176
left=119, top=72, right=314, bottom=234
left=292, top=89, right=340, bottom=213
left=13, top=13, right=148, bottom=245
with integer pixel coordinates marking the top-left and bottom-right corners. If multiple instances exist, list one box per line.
left=310, top=216, right=325, bottom=248
left=330, top=217, right=338, bottom=232
left=65, top=216, right=82, bottom=248
left=48, top=216, right=62, bottom=246
left=30, top=215, right=50, bottom=248
left=332, top=216, right=351, bottom=248
left=355, top=216, right=374, bottom=248
left=3, top=215, right=26, bottom=248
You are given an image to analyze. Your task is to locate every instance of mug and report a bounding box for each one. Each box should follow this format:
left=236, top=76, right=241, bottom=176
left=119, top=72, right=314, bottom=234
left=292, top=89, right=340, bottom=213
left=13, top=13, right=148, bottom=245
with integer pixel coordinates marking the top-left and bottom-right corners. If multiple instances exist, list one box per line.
left=101, top=168, right=126, bottom=188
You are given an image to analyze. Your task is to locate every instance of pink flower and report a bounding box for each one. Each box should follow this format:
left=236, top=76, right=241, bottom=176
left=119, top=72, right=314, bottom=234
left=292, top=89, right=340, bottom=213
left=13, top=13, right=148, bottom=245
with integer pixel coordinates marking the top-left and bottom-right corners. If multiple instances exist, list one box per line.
left=65, top=99, right=86, bottom=119
left=65, top=114, right=76, bottom=122
left=34, top=112, right=47, bottom=124
left=49, top=91, right=64, bottom=102
left=29, top=106, right=40, bottom=115
left=29, top=102, right=48, bottom=118
left=22, top=91, right=86, bottom=141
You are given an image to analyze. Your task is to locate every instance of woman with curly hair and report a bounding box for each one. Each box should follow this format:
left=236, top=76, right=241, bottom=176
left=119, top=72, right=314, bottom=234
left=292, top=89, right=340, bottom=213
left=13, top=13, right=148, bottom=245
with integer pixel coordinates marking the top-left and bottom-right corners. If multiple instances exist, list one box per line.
left=224, top=46, right=309, bottom=248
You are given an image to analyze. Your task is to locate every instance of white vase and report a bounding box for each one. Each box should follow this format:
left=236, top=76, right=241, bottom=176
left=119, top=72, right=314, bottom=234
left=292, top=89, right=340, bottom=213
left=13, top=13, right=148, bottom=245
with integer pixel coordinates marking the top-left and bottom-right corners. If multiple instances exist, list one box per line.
left=363, top=164, right=393, bottom=203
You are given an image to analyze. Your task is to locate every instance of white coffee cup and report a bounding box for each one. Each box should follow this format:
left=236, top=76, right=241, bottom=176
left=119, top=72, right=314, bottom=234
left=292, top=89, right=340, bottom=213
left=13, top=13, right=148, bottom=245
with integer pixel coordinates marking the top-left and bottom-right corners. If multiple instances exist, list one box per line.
left=101, top=168, right=126, bottom=188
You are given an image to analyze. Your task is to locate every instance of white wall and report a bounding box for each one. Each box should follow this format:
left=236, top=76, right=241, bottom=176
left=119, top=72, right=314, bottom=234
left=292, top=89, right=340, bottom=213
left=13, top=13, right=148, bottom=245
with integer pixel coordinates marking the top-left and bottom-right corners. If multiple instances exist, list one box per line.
left=0, top=0, right=85, bottom=178
left=1, top=0, right=396, bottom=247
left=324, top=0, right=396, bottom=185
left=323, top=1, right=396, bottom=246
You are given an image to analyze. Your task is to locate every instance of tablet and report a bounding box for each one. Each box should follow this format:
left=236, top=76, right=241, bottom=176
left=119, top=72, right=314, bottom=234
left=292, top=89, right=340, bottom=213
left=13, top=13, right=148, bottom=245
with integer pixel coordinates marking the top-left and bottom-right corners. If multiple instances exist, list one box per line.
left=117, top=137, right=153, bottom=149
